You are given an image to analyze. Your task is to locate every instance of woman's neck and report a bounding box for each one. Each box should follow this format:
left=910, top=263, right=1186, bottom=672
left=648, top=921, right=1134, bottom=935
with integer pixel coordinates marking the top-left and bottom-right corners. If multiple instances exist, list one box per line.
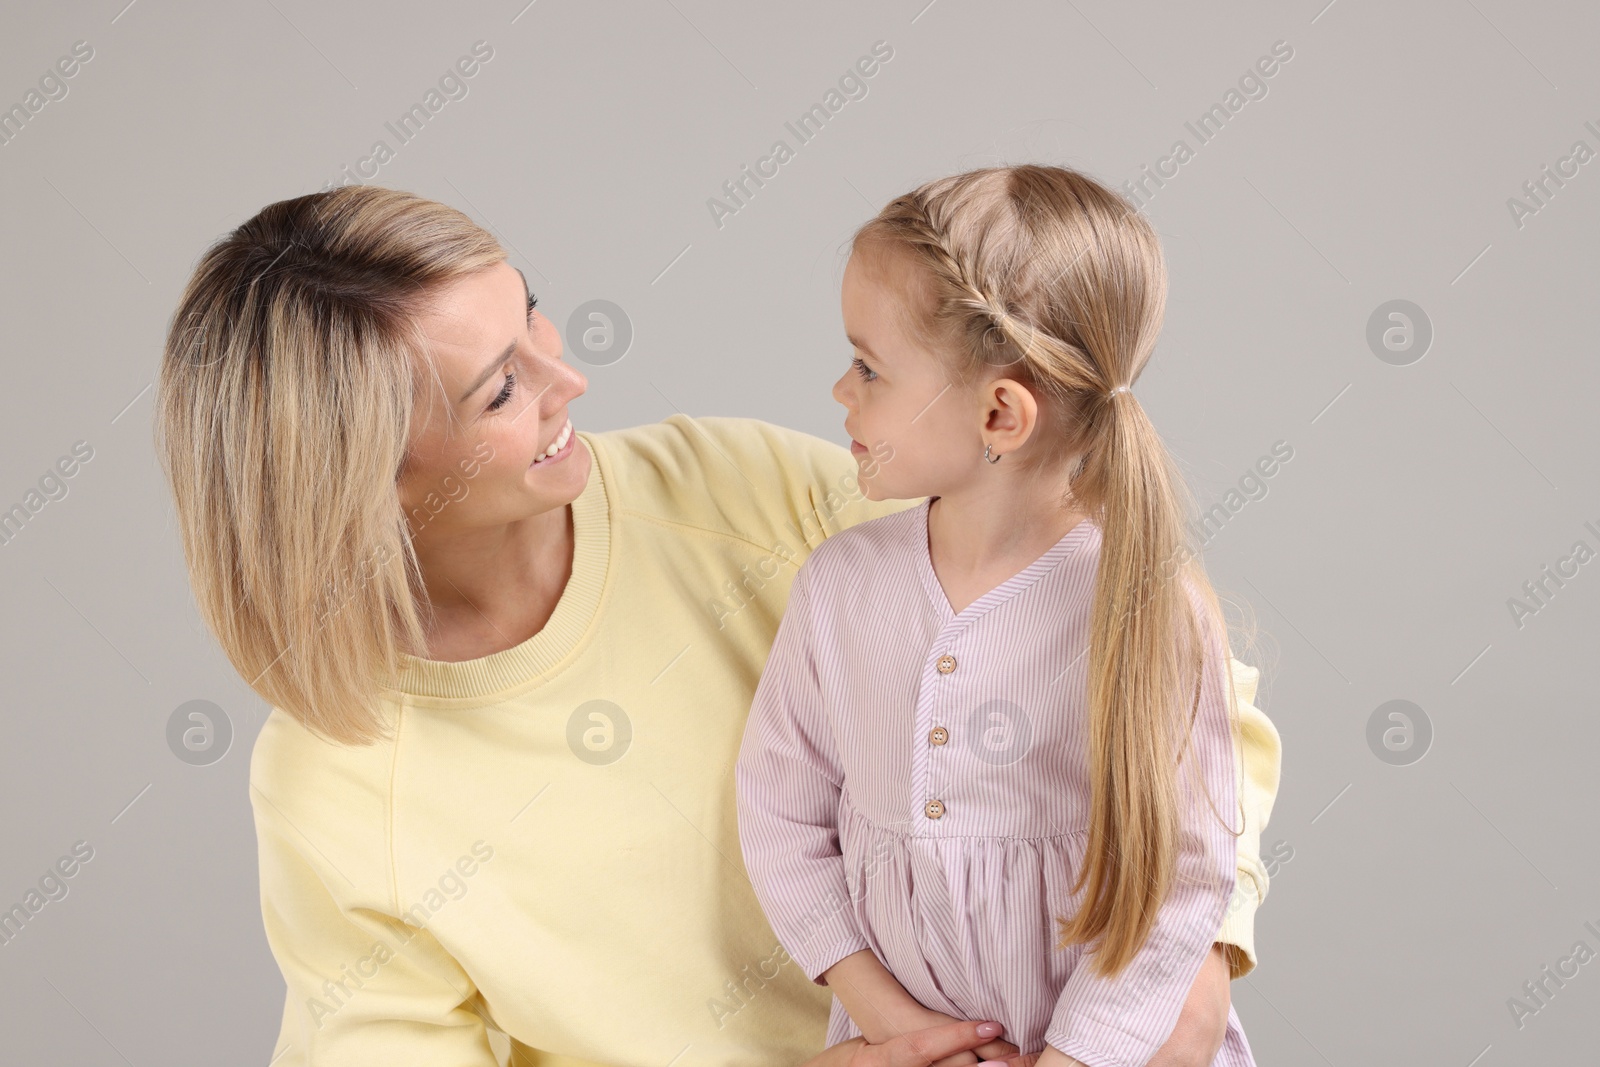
left=409, top=501, right=576, bottom=662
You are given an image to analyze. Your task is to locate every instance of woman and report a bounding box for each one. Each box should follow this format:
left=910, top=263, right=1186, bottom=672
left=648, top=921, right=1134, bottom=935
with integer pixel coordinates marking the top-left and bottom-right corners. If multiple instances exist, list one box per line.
left=153, top=185, right=1281, bottom=1067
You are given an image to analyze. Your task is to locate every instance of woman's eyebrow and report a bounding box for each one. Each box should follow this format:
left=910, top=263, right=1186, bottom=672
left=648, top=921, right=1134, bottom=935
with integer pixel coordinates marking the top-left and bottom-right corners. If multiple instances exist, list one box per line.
left=458, top=268, right=532, bottom=403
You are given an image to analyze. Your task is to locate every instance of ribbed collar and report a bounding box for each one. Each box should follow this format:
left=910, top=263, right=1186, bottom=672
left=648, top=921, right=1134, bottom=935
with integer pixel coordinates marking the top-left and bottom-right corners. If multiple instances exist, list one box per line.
left=386, top=431, right=612, bottom=705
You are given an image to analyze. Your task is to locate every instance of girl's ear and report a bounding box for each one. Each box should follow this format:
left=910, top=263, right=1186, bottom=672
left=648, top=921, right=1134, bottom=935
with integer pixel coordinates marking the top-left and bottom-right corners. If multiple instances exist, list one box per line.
left=982, top=377, right=1041, bottom=448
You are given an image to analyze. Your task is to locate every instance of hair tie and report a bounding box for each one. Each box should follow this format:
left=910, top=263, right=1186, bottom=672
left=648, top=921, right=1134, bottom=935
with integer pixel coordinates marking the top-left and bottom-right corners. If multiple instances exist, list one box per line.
left=1107, top=384, right=1131, bottom=398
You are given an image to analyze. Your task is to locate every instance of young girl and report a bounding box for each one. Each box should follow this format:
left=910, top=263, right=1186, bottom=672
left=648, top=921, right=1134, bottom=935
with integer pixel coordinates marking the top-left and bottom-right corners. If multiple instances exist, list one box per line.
left=735, top=165, right=1257, bottom=1066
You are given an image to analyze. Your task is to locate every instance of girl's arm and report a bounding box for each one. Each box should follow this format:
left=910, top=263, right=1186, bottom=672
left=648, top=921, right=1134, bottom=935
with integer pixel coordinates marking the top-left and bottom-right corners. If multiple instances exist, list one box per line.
left=823, top=951, right=1028, bottom=1065
left=735, top=564, right=872, bottom=985
left=822, top=948, right=945, bottom=1042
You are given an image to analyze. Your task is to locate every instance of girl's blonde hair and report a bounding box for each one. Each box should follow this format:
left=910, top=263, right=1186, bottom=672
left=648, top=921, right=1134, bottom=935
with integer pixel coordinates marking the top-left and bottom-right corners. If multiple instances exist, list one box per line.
left=154, top=185, right=506, bottom=745
left=853, top=164, right=1258, bottom=978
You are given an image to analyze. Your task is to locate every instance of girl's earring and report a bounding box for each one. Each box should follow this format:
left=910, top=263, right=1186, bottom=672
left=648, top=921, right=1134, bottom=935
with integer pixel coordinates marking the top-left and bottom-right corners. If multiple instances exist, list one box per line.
left=983, top=443, right=1002, bottom=464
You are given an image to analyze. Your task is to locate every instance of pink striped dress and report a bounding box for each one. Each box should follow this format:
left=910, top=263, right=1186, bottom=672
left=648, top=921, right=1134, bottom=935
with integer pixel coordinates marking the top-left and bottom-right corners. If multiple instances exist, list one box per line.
left=735, top=497, right=1256, bottom=1066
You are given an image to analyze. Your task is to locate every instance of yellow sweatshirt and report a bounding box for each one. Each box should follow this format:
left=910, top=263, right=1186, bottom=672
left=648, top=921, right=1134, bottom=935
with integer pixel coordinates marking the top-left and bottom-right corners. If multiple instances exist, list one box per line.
left=249, top=414, right=1282, bottom=1067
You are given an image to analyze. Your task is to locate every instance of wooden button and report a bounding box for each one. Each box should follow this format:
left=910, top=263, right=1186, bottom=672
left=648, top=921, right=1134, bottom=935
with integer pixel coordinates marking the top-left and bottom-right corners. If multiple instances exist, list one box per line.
left=929, top=726, right=949, bottom=745
left=924, top=799, right=946, bottom=819
left=936, top=654, right=957, bottom=674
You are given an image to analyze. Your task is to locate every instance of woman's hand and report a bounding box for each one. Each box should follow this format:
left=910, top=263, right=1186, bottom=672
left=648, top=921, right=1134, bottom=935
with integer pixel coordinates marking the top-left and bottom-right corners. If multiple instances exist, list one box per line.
left=812, top=951, right=1023, bottom=1067
left=805, top=1019, right=1030, bottom=1067
left=883, top=1007, right=1026, bottom=1067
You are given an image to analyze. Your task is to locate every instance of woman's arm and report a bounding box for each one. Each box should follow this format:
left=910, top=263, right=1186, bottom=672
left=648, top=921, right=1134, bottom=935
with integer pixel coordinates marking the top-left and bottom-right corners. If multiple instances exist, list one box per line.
left=251, top=776, right=498, bottom=1064
left=1215, top=655, right=1283, bottom=980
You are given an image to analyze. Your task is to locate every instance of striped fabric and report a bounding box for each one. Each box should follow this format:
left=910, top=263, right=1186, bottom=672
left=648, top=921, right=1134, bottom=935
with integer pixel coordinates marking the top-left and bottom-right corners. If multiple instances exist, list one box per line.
left=735, top=497, right=1256, bottom=1066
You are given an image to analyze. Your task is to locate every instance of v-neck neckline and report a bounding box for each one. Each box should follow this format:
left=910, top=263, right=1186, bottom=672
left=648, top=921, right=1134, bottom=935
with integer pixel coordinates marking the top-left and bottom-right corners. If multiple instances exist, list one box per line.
left=914, top=495, right=1096, bottom=625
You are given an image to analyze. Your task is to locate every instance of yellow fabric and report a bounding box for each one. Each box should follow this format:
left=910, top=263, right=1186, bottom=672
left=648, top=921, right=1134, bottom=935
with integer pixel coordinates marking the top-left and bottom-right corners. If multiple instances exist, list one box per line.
left=249, top=414, right=1281, bottom=1066
left=1215, top=658, right=1282, bottom=981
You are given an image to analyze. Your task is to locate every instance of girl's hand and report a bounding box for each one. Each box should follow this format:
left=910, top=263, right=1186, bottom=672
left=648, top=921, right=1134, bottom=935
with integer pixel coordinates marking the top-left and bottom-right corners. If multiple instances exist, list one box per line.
left=821, top=1019, right=1031, bottom=1067
left=817, top=951, right=1049, bottom=1067
left=887, top=1007, right=1026, bottom=1067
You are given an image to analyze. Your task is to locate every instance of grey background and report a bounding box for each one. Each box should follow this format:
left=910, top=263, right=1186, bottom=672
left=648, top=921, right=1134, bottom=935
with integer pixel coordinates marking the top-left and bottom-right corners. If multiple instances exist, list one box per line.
left=2, top=0, right=1596, bottom=1062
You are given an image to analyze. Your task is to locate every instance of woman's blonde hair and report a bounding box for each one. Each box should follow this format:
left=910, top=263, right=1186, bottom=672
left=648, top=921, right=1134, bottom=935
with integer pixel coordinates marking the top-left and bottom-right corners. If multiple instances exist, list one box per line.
left=154, top=185, right=506, bottom=745
left=853, top=164, right=1260, bottom=978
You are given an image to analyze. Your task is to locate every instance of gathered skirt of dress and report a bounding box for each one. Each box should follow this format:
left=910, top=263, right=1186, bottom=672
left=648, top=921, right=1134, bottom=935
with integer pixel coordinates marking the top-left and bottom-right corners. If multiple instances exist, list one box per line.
left=824, top=788, right=1256, bottom=1065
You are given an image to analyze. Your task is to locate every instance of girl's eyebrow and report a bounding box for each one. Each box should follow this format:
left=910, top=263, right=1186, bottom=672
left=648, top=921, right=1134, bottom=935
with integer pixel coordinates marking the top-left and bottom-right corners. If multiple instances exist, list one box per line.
left=847, top=334, right=886, bottom=362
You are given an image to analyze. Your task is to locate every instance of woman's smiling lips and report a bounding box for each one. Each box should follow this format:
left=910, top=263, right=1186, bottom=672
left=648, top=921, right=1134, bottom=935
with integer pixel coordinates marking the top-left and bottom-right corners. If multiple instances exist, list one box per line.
left=530, top=417, right=575, bottom=467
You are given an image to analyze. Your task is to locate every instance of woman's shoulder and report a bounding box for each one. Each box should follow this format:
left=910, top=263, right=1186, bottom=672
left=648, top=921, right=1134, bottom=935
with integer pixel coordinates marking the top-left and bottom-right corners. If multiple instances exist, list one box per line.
left=248, top=706, right=396, bottom=839
left=796, top=489, right=923, bottom=589
left=584, top=413, right=916, bottom=557
left=247, top=707, right=399, bottom=906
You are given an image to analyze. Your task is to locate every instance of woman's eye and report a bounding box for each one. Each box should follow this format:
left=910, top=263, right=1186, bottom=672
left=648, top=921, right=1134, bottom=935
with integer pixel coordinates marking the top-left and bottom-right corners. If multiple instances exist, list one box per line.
left=851, top=356, right=877, bottom=382
left=526, top=291, right=539, bottom=323
left=487, top=371, right=516, bottom=412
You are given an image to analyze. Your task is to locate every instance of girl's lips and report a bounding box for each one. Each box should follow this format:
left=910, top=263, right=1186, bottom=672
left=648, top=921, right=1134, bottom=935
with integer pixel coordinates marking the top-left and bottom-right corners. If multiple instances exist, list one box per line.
left=850, top=440, right=867, bottom=455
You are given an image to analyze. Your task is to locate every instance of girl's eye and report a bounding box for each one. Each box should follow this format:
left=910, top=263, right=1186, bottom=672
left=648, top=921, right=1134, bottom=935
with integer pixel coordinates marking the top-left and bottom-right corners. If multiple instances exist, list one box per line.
left=851, top=356, right=877, bottom=382
left=526, top=291, right=539, bottom=323
left=487, top=371, right=516, bottom=412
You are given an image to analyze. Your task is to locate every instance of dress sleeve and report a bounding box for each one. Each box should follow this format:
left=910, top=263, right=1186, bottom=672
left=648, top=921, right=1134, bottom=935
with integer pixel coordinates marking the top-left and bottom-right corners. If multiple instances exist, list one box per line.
left=251, top=783, right=499, bottom=1066
left=1216, top=655, right=1283, bottom=980
left=734, top=563, right=870, bottom=985
left=1043, top=602, right=1242, bottom=1067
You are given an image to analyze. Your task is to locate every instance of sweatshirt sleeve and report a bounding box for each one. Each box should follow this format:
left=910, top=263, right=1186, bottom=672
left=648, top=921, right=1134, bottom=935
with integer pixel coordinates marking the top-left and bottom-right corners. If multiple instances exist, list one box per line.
left=1215, top=655, right=1282, bottom=980
left=251, top=761, right=498, bottom=1064
left=1043, top=601, right=1242, bottom=1067
left=734, top=562, right=870, bottom=985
